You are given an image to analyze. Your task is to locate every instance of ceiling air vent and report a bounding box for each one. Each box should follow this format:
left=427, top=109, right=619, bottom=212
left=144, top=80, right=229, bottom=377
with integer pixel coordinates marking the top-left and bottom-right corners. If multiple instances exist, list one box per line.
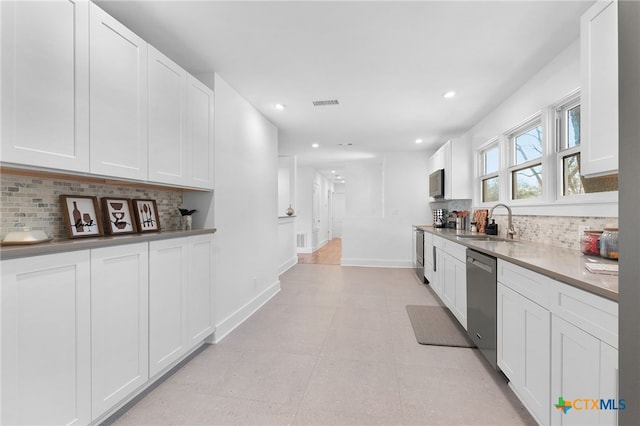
left=312, top=99, right=340, bottom=107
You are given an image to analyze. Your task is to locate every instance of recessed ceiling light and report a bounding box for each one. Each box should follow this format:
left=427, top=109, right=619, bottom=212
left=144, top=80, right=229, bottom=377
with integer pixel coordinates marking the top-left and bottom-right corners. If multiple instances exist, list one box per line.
left=415, top=138, right=423, bottom=144
left=275, top=103, right=285, bottom=110
left=336, top=175, right=341, bottom=179
left=311, top=143, right=319, bottom=148
left=331, top=170, right=336, bottom=174
left=443, top=91, right=456, bottom=99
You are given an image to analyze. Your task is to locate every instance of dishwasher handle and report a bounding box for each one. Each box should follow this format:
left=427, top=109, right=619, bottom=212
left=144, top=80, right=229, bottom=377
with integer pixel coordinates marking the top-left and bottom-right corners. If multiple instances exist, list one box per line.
left=467, top=256, right=494, bottom=273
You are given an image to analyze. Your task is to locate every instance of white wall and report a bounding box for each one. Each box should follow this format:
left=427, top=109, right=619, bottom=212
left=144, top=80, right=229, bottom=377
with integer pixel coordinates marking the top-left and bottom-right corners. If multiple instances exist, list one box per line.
left=295, top=167, right=314, bottom=253
left=341, top=152, right=430, bottom=267
left=277, top=217, right=297, bottom=274
left=185, top=73, right=280, bottom=342
left=467, top=39, right=582, bottom=152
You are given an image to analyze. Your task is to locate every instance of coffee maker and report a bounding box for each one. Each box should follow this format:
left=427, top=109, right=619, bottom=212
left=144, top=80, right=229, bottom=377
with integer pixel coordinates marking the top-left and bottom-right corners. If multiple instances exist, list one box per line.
left=432, top=209, right=448, bottom=228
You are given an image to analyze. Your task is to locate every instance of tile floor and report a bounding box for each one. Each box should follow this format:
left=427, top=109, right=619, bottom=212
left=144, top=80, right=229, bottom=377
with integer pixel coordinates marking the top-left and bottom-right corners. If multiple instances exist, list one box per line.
left=110, top=264, right=537, bottom=426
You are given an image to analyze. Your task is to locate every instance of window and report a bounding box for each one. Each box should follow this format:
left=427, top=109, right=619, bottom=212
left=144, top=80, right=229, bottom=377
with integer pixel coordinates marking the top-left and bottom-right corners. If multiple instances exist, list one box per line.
left=509, top=118, right=543, bottom=200
left=479, top=142, right=499, bottom=202
left=555, top=92, right=617, bottom=197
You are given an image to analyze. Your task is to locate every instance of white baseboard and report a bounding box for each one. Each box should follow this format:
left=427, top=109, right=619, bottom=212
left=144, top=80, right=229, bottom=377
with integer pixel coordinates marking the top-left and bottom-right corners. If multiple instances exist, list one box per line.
left=212, top=280, right=281, bottom=343
left=297, top=247, right=312, bottom=254
left=340, top=258, right=414, bottom=268
left=279, top=256, right=298, bottom=275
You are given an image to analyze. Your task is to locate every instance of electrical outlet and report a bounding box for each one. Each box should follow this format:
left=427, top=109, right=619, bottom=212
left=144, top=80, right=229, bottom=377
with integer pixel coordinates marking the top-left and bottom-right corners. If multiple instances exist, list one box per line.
left=578, top=225, right=590, bottom=240
left=253, top=277, right=257, bottom=289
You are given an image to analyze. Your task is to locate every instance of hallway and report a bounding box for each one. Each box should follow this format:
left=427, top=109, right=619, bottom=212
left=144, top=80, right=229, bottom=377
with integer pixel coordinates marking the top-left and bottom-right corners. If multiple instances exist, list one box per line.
left=297, top=238, right=342, bottom=265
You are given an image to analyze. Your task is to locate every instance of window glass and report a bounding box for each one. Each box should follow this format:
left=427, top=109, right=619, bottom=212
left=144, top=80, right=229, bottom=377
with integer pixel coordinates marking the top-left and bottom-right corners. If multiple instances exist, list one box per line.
left=514, top=125, right=542, bottom=165
left=512, top=164, right=542, bottom=199
left=484, top=146, right=499, bottom=174
left=566, top=105, right=580, bottom=148
left=563, top=153, right=584, bottom=196
left=482, top=176, right=499, bottom=202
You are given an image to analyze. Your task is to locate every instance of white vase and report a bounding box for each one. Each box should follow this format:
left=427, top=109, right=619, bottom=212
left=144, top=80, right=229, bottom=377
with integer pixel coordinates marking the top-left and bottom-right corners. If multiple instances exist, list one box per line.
left=181, top=215, right=192, bottom=230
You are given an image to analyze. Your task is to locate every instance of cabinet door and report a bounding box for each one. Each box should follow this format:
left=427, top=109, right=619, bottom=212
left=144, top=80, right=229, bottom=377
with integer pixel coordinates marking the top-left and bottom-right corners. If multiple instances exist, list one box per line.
left=551, top=315, right=601, bottom=426
left=580, top=0, right=618, bottom=176
left=453, top=256, right=467, bottom=329
left=149, top=238, right=188, bottom=377
left=187, top=234, right=215, bottom=347
left=442, top=253, right=466, bottom=329
left=1, top=252, right=91, bottom=426
left=148, top=46, right=188, bottom=186
left=430, top=247, right=444, bottom=298
left=498, top=284, right=551, bottom=425
left=599, top=343, right=619, bottom=426
left=186, top=75, right=215, bottom=189
left=1, top=0, right=89, bottom=172
left=89, top=2, right=148, bottom=180
left=91, top=243, right=149, bottom=420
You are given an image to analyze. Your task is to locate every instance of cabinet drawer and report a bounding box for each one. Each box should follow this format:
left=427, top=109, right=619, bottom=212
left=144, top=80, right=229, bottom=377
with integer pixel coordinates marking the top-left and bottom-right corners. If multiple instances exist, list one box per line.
left=550, top=280, right=618, bottom=348
left=433, top=235, right=444, bottom=249
left=444, top=239, right=466, bottom=263
left=497, top=260, right=552, bottom=308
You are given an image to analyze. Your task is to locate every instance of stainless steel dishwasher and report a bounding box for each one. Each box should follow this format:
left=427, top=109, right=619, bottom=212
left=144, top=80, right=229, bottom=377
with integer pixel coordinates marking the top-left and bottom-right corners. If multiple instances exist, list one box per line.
left=466, top=249, right=497, bottom=369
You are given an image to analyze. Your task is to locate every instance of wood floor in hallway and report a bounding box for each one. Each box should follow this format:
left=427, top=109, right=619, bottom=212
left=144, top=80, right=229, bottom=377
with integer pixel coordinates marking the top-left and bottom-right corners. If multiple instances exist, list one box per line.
left=297, top=238, right=342, bottom=265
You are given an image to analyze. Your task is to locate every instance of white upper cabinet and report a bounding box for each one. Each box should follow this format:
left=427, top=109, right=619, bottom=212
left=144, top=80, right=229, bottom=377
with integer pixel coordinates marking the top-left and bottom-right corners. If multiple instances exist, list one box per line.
left=89, top=2, right=148, bottom=181
left=1, top=0, right=89, bottom=172
left=148, top=46, right=188, bottom=186
left=428, top=139, right=471, bottom=200
left=186, top=75, right=215, bottom=189
left=580, top=0, right=618, bottom=177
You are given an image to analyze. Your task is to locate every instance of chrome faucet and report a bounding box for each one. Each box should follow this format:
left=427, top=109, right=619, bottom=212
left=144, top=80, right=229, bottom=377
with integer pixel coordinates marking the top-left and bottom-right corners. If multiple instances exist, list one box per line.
left=489, top=203, right=516, bottom=239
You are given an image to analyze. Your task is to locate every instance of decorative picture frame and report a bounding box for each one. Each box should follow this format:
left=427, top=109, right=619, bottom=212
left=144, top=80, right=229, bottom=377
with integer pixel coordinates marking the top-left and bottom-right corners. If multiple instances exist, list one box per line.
left=101, top=198, right=137, bottom=235
left=60, top=195, right=104, bottom=238
left=132, top=199, right=161, bottom=233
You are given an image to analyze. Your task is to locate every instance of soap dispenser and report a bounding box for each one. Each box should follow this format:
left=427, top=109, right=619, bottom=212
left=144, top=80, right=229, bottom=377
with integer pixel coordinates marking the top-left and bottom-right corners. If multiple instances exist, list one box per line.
left=486, top=219, right=498, bottom=235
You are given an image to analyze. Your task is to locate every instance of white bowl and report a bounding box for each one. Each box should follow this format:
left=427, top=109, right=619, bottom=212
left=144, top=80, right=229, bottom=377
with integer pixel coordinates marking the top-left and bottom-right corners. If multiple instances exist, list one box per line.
left=2, top=230, right=50, bottom=244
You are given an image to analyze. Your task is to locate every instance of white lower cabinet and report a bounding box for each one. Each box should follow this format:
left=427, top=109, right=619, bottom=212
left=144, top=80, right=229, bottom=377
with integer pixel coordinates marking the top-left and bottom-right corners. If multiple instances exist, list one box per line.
left=149, top=238, right=189, bottom=378
left=1, top=235, right=214, bottom=425
left=148, top=235, right=214, bottom=378
left=429, top=236, right=444, bottom=298
left=498, top=283, right=550, bottom=425
left=496, top=259, right=619, bottom=426
left=1, top=251, right=91, bottom=426
left=442, top=252, right=467, bottom=329
left=186, top=234, right=215, bottom=346
left=551, top=316, right=619, bottom=426
left=91, top=243, right=149, bottom=421
left=426, top=237, right=466, bottom=329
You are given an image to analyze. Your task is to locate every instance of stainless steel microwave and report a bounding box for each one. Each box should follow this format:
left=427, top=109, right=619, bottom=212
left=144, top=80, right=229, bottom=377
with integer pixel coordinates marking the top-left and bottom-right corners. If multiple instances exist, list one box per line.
left=429, top=169, right=445, bottom=198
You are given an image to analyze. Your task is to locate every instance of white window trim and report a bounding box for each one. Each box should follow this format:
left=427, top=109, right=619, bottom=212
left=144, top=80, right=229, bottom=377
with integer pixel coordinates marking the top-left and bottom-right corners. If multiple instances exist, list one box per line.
left=473, top=94, right=618, bottom=217
left=505, top=112, right=549, bottom=205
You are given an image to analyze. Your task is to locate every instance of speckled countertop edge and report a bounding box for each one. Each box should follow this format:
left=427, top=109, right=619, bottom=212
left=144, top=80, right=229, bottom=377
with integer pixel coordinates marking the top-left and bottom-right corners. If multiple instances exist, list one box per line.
left=416, top=225, right=618, bottom=302
left=0, top=228, right=217, bottom=260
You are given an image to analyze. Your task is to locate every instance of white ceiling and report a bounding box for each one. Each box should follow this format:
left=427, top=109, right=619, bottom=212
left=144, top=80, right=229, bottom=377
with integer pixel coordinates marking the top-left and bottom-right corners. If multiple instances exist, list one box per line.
left=96, top=0, right=593, bottom=181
